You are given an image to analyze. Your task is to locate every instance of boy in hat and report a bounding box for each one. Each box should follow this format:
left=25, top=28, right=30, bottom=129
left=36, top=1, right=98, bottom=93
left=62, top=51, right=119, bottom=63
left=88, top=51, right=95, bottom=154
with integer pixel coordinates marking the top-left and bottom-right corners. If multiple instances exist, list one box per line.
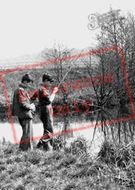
left=31, top=73, right=58, bottom=150
left=12, top=74, right=35, bottom=151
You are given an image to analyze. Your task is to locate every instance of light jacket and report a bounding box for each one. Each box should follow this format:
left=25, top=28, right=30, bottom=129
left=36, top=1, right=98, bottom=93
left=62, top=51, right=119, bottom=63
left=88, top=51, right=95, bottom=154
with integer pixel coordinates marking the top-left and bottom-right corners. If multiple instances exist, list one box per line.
left=12, top=83, right=33, bottom=119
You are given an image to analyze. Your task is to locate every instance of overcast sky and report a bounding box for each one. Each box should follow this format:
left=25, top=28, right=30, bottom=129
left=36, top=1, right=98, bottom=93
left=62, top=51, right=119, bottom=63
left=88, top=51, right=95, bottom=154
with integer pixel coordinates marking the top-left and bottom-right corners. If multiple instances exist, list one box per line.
left=0, top=0, right=134, bottom=61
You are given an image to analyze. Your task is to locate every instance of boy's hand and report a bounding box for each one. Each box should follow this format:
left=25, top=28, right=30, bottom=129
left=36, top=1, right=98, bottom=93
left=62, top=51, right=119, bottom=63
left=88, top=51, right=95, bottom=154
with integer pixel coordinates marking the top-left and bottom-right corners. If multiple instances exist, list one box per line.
left=53, top=87, right=58, bottom=94
left=30, top=103, right=36, bottom=112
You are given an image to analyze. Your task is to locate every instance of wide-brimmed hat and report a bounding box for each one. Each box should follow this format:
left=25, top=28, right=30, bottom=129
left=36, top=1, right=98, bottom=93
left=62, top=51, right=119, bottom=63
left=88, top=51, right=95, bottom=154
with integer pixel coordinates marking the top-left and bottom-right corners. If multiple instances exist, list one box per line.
left=21, top=74, right=33, bottom=83
left=42, top=73, right=54, bottom=83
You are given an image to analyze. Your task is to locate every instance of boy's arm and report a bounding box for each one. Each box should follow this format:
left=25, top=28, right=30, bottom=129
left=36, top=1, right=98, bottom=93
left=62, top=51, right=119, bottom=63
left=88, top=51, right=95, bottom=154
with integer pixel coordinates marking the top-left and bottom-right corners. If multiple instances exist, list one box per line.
left=50, top=87, right=58, bottom=102
left=18, top=89, right=34, bottom=110
left=30, top=90, right=38, bottom=101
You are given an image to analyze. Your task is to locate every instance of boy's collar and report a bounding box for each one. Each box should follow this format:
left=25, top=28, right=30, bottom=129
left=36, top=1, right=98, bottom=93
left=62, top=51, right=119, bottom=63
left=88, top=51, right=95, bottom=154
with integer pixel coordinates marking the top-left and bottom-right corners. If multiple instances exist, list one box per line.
left=19, top=83, right=27, bottom=89
left=40, top=83, right=48, bottom=88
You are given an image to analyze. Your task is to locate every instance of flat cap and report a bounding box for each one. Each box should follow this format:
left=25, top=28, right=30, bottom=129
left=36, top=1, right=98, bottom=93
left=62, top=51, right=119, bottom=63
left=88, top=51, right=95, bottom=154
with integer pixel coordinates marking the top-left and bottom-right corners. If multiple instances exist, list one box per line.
left=21, top=74, right=33, bottom=83
left=42, top=73, right=54, bottom=82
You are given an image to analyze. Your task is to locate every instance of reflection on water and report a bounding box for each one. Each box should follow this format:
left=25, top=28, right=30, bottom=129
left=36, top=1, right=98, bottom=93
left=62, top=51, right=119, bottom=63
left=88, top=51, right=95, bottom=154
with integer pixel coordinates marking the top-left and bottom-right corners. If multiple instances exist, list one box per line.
left=0, top=119, right=103, bottom=155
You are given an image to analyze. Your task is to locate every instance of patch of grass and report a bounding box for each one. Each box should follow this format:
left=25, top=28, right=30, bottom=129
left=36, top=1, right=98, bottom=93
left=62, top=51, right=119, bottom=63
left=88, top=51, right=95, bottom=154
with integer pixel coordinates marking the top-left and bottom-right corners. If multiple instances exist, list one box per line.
left=26, top=150, right=43, bottom=165
left=57, top=154, right=76, bottom=169
left=1, top=140, right=135, bottom=189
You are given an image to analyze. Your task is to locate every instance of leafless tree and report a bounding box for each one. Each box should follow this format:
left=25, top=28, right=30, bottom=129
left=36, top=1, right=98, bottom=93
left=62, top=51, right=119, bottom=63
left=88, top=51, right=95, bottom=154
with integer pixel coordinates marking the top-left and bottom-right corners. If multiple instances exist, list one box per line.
left=90, top=9, right=135, bottom=143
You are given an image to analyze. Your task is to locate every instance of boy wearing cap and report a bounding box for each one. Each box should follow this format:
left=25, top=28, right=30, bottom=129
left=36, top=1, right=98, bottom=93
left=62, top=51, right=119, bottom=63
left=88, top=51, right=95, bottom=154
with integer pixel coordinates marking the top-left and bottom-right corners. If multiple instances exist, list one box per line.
left=12, top=74, right=35, bottom=151
left=31, top=73, right=58, bottom=150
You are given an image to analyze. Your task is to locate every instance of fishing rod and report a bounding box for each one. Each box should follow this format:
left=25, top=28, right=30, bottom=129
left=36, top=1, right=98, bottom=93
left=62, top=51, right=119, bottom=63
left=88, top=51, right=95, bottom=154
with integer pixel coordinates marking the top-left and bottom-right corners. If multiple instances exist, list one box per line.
left=25, top=50, right=84, bottom=91
left=57, top=49, right=84, bottom=88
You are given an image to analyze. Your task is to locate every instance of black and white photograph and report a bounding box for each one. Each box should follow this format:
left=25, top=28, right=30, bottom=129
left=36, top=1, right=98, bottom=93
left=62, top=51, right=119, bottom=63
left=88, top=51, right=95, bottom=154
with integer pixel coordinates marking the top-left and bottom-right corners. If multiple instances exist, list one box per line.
left=0, top=0, right=135, bottom=189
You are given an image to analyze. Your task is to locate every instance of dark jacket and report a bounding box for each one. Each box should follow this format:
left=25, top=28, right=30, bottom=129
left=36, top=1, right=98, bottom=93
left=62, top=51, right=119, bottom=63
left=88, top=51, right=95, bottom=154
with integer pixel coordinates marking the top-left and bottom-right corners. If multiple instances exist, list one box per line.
left=31, top=84, right=51, bottom=106
left=12, top=83, right=33, bottom=119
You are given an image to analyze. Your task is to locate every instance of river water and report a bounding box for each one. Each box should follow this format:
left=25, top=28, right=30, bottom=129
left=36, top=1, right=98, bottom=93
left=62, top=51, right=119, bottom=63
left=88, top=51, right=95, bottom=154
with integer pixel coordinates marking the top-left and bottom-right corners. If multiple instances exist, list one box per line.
left=0, top=120, right=103, bottom=155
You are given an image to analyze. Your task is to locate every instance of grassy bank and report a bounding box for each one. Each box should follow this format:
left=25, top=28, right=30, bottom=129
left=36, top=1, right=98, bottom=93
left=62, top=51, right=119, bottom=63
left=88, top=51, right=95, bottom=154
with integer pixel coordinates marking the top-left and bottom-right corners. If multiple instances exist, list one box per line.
left=0, top=139, right=135, bottom=190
